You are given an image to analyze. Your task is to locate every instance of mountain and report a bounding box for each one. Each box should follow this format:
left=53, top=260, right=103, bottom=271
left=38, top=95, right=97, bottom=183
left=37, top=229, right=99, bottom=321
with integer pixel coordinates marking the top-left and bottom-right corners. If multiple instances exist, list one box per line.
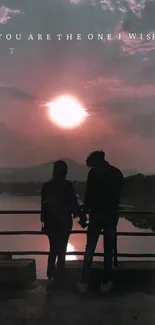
left=0, top=158, right=88, bottom=183
left=123, top=169, right=139, bottom=177
left=0, top=158, right=139, bottom=183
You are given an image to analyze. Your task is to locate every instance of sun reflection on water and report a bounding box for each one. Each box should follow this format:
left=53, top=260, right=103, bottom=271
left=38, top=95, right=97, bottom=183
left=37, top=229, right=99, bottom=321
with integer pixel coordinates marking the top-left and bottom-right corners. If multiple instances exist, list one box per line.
left=66, top=243, right=77, bottom=260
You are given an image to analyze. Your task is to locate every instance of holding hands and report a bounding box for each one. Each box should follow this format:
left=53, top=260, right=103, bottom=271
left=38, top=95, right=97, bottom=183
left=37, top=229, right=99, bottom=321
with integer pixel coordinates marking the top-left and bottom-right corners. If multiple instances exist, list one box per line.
left=73, top=204, right=88, bottom=228
left=79, top=214, right=88, bottom=228
left=78, top=205, right=89, bottom=228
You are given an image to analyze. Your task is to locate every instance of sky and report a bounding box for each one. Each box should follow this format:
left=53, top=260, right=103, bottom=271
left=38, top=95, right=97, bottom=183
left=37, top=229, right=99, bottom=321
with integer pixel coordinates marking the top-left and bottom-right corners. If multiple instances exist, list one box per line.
left=0, top=0, right=155, bottom=172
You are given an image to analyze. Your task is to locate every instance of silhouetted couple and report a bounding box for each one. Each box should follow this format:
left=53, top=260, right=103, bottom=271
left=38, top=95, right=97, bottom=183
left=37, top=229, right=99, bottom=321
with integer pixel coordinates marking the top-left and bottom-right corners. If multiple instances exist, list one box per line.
left=41, top=151, right=123, bottom=294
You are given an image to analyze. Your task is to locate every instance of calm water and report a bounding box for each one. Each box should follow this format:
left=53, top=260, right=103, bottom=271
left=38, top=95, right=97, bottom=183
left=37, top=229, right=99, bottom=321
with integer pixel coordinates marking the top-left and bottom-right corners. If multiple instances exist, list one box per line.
left=0, top=194, right=155, bottom=278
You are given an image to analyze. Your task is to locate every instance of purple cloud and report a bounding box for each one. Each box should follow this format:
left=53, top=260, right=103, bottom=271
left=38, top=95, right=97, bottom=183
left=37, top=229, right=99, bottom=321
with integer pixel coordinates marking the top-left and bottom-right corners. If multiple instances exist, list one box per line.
left=0, top=5, right=22, bottom=24
left=85, top=77, right=155, bottom=100
left=0, top=84, right=37, bottom=102
left=120, top=32, right=155, bottom=55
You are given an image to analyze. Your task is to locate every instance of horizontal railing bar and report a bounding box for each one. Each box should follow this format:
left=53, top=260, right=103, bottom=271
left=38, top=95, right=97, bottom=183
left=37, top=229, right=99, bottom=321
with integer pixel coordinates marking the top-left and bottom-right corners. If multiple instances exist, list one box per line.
left=0, top=230, right=155, bottom=236
left=0, top=210, right=41, bottom=215
left=0, top=251, right=155, bottom=257
left=0, top=210, right=155, bottom=215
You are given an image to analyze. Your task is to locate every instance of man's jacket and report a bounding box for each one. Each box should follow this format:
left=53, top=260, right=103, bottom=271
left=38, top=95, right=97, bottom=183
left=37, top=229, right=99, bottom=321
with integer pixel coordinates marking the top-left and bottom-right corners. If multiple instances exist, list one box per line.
left=83, top=162, right=124, bottom=224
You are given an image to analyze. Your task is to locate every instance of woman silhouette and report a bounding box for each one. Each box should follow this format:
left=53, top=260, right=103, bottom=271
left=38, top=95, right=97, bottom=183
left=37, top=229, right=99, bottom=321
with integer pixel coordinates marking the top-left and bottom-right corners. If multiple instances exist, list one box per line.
left=41, top=160, right=80, bottom=292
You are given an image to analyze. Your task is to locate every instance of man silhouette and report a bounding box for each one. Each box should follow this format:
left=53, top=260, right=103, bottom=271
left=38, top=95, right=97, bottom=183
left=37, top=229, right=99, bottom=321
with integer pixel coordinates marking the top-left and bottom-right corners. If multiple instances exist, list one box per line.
left=78, top=151, right=123, bottom=294
left=41, top=160, right=80, bottom=292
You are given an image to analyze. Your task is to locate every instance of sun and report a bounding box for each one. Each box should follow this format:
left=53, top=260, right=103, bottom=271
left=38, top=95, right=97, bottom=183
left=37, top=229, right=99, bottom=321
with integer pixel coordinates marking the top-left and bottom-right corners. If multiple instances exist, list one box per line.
left=47, top=95, right=87, bottom=129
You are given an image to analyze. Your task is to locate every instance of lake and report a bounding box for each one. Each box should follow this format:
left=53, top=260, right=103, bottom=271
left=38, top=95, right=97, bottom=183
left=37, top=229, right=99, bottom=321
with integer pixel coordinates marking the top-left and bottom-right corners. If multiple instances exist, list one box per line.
left=0, top=194, right=155, bottom=278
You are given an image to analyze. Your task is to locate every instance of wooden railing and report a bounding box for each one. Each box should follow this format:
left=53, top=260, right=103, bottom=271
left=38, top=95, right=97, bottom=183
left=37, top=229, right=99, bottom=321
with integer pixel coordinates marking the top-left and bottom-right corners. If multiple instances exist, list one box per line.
left=0, top=210, right=155, bottom=264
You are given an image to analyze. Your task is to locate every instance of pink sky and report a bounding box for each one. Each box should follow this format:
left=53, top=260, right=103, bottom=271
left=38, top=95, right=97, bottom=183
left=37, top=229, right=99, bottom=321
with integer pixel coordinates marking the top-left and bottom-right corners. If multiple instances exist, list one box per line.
left=0, top=1, right=155, bottom=173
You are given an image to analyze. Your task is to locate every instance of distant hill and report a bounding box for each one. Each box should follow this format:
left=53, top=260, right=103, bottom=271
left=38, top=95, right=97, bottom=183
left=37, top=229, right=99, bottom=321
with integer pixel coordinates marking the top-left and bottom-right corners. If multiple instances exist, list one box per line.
left=123, top=169, right=139, bottom=177
left=0, top=159, right=88, bottom=183
left=0, top=159, right=139, bottom=183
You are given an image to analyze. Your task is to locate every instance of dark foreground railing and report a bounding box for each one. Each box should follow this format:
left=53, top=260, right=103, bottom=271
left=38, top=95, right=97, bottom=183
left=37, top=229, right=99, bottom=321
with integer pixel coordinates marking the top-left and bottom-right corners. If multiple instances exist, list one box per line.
left=0, top=210, right=155, bottom=265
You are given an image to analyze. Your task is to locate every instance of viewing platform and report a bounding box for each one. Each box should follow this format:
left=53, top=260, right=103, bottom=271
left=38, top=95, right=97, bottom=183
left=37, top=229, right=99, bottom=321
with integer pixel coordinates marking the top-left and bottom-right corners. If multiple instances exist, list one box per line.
left=0, top=260, right=155, bottom=324
left=0, top=208, right=155, bottom=324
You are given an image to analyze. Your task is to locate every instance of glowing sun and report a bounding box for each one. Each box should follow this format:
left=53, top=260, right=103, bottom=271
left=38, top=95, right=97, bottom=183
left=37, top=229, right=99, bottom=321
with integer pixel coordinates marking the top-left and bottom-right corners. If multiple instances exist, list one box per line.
left=47, top=95, right=87, bottom=128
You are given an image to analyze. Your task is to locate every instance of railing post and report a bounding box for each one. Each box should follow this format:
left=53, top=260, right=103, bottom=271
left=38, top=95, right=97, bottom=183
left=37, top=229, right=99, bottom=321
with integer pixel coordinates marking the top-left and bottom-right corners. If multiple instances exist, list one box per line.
left=113, top=226, right=118, bottom=266
left=113, top=216, right=118, bottom=267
